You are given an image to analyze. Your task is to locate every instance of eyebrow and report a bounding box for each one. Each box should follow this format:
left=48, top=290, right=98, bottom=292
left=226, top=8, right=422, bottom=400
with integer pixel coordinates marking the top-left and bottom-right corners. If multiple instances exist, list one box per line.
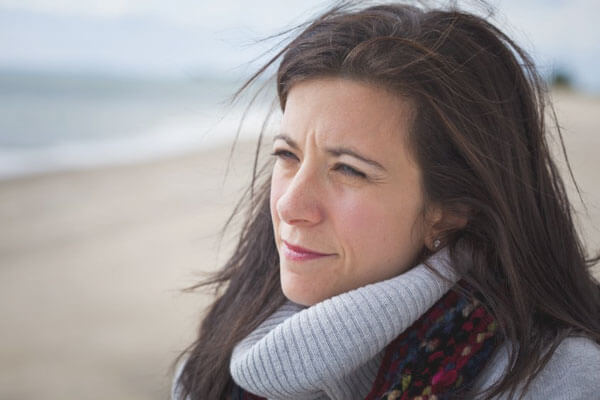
left=273, top=133, right=386, bottom=171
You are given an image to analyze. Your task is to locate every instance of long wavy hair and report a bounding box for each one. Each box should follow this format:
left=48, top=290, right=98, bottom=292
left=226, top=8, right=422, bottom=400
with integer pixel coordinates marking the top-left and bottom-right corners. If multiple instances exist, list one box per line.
left=173, top=2, right=600, bottom=399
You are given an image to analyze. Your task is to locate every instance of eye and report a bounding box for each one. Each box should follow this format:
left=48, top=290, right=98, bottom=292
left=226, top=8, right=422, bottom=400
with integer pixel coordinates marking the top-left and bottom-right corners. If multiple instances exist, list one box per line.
left=270, top=149, right=298, bottom=161
left=333, top=163, right=367, bottom=179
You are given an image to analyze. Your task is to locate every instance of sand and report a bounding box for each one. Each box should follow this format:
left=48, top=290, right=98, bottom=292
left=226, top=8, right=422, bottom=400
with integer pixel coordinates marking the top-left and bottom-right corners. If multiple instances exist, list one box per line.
left=0, top=90, right=598, bottom=400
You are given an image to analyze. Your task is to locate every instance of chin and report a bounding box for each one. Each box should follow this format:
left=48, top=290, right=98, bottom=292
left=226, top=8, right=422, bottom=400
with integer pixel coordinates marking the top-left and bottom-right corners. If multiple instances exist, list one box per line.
left=284, top=293, right=313, bottom=307
left=280, top=272, right=323, bottom=306
left=282, top=287, right=312, bottom=307
left=281, top=281, right=313, bottom=306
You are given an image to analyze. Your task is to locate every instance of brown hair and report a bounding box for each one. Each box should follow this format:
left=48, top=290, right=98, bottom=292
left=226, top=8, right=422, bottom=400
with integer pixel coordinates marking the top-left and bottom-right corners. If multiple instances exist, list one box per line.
left=173, top=2, right=600, bottom=399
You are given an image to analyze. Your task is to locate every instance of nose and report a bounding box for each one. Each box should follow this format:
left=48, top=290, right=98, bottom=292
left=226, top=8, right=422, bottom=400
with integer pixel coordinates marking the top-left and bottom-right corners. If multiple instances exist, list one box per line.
left=275, top=164, right=324, bottom=226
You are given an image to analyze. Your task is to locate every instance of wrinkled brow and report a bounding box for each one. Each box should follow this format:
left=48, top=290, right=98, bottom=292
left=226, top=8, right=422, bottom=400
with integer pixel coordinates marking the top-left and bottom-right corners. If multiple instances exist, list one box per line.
left=273, top=133, right=386, bottom=171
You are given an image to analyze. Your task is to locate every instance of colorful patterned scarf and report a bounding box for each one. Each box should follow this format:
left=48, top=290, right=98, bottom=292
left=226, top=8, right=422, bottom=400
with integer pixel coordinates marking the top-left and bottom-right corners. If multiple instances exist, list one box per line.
left=232, top=280, right=499, bottom=400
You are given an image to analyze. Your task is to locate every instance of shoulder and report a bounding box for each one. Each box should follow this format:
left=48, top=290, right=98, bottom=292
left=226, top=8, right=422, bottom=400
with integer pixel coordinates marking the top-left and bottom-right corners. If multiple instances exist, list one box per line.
left=471, top=336, right=600, bottom=399
left=545, top=335, right=600, bottom=370
left=531, top=336, right=600, bottom=395
left=171, top=357, right=188, bottom=400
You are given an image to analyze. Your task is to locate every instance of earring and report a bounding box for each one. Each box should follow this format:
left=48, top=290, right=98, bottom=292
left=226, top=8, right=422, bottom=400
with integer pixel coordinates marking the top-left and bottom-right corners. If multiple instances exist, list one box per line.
left=433, top=238, right=441, bottom=249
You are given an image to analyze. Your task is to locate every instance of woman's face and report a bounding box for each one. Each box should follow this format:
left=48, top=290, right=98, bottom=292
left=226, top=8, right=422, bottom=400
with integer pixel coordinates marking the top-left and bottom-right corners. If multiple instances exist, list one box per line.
left=270, top=77, right=431, bottom=306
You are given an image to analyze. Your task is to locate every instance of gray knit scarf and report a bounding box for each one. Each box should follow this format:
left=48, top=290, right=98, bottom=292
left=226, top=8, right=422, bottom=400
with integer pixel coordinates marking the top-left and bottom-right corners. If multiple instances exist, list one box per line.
left=229, top=248, right=459, bottom=400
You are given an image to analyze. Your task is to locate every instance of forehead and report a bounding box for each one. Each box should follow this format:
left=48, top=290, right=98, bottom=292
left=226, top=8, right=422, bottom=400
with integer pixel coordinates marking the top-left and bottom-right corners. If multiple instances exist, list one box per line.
left=280, top=77, right=415, bottom=160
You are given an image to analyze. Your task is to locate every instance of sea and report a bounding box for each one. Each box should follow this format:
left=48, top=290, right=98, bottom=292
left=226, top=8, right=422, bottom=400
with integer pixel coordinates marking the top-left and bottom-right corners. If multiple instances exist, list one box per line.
left=0, top=69, right=279, bottom=180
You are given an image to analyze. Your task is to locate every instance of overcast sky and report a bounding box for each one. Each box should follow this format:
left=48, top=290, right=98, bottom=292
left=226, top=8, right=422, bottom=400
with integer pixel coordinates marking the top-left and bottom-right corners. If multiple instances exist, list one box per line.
left=1, top=0, right=599, bottom=91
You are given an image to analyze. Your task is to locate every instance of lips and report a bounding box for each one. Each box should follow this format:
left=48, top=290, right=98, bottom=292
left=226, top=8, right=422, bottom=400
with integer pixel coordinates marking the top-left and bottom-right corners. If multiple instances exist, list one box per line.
left=281, top=240, right=333, bottom=261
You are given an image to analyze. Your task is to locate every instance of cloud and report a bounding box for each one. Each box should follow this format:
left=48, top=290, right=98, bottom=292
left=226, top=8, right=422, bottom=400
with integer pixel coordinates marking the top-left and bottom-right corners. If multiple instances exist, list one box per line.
left=0, top=0, right=332, bottom=29
left=1, top=0, right=598, bottom=90
left=0, top=0, right=167, bottom=18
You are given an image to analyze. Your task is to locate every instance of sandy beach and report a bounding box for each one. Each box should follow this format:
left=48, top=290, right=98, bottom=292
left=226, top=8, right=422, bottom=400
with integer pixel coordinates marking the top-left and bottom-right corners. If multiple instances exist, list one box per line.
left=0, top=90, right=599, bottom=400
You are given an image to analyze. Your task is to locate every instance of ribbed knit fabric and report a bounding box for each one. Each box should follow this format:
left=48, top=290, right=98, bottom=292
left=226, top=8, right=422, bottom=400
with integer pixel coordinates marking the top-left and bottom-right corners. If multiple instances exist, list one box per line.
left=230, top=302, right=381, bottom=400
left=171, top=245, right=600, bottom=399
left=229, top=248, right=459, bottom=400
left=171, top=336, right=600, bottom=400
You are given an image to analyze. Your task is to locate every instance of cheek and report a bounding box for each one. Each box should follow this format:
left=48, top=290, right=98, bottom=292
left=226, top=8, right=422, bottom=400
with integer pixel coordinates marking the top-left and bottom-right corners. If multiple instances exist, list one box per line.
left=336, top=194, right=421, bottom=258
left=337, top=197, right=375, bottom=233
left=334, top=195, right=391, bottom=252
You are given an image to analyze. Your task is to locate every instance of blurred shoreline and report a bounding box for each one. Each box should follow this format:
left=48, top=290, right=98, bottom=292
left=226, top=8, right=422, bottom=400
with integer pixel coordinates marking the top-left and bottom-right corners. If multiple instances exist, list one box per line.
left=0, top=90, right=599, bottom=399
left=0, top=69, right=276, bottom=180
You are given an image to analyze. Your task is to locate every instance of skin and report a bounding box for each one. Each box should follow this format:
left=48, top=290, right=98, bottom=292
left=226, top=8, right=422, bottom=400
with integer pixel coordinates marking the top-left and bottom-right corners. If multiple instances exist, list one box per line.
left=270, top=77, right=442, bottom=306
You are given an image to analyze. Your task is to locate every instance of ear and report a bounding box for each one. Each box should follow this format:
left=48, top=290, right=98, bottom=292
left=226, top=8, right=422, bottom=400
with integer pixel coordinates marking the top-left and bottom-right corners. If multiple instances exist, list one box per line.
left=423, top=205, right=469, bottom=251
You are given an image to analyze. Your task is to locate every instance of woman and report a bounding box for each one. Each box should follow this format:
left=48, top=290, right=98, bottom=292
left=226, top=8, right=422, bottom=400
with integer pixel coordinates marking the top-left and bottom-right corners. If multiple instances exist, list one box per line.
left=172, top=2, right=600, bottom=399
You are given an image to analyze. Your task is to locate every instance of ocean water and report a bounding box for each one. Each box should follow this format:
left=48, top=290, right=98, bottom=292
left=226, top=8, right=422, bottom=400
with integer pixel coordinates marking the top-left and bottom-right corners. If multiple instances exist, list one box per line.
left=0, top=70, right=278, bottom=179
